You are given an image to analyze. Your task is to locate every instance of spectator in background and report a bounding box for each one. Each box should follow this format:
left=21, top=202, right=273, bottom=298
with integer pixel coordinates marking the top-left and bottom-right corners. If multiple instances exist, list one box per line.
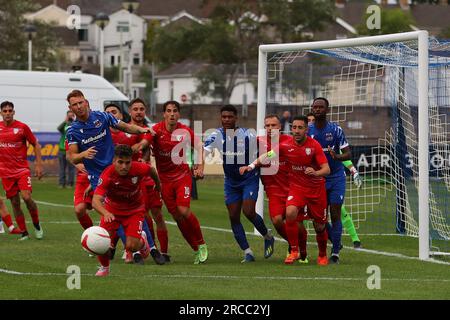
left=280, top=110, right=292, bottom=134
left=57, top=111, right=75, bottom=188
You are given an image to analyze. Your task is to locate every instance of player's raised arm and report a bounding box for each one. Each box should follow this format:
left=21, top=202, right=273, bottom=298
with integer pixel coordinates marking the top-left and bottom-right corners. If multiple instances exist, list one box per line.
left=116, top=120, right=155, bottom=136
left=239, top=150, right=274, bottom=175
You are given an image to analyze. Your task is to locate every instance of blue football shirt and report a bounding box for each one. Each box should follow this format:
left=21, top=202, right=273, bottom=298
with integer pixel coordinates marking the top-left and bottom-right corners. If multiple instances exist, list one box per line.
left=308, top=121, right=349, bottom=180
left=66, top=111, right=119, bottom=189
left=204, top=127, right=259, bottom=183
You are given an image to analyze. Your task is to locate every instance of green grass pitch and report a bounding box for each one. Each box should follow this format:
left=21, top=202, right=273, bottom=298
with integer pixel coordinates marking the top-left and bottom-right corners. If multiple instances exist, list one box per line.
left=0, top=177, right=449, bottom=300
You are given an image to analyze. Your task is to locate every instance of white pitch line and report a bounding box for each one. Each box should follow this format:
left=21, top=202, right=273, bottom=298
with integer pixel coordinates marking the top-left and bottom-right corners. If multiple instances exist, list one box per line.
left=33, top=200, right=450, bottom=266
left=1, top=268, right=449, bottom=283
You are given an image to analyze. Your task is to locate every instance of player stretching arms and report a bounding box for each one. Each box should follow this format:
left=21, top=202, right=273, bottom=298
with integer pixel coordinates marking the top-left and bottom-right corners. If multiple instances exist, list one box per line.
left=308, top=98, right=352, bottom=263
left=92, top=145, right=165, bottom=276
left=203, top=105, right=275, bottom=263
left=0, top=101, right=44, bottom=240
left=241, top=116, right=330, bottom=265
left=307, top=112, right=361, bottom=248
left=148, top=100, right=208, bottom=264
left=128, top=98, right=169, bottom=261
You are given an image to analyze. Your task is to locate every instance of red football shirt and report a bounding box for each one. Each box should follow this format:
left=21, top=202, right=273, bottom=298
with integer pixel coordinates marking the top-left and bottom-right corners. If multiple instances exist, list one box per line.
left=280, top=136, right=328, bottom=188
left=148, top=121, right=195, bottom=183
left=0, top=120, right=37, bottom=178
left=94, top=162, right=152, bottom=216
left=258, top=134, right=292, bottom=196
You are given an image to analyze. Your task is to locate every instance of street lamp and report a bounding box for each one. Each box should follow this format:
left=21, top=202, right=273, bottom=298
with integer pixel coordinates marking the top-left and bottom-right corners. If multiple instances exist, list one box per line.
left=24, top=24, right=37, bottom=71
left=95, top=12, right=110, bottom=78
left=122, top=1, right=139, bottom=98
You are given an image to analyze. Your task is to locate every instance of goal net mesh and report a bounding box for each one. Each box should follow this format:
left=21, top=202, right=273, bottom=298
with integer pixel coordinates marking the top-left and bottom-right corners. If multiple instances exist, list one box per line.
left=264, top=37, right=450, bottom=257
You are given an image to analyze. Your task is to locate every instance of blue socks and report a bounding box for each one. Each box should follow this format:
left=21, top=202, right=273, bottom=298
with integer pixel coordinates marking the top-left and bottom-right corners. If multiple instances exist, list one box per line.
left=231, top=222, right=250, bottom=250
left=330, top=220, right=342, bottom=255
left=250, top=214, right=268, bottom=237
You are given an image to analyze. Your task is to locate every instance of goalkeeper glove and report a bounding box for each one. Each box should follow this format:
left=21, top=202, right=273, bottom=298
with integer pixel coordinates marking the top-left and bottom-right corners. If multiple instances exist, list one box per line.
left=350, top=167, right=363, bottom=189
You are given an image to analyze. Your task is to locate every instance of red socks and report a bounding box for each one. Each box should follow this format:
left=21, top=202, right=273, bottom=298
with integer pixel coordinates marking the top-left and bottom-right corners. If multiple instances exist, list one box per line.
left=186, top=213, right=204, bottom=247
left=157, top=229, right=169, bottom=254
left=285, top=219, right=299, bottom=252
left=29, top=209, right=40, bottom=226
left=97, top=254, right=110, bottom=267
left=316, top=228, right=328, bottom=257
left=77, top=214, right=93, bottom=230
left=2, top=214, right=14, bottom=229
left=15, top=214, right=27, bottom=232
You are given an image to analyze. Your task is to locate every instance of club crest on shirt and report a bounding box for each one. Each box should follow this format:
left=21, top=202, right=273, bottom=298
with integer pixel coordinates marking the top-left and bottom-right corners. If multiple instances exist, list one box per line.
left=305, top=148, right=311, bottom=156
left=131, top=177, right=138, bottom=184
left=93, top=119, right=101, bottom=128
left=174, top=135, right=183, bottom=142
left=125, top=133, right=132, bottom=138
left=13, top=128, right=19, bottom=134
left=325, top=132, right=333, bottom=142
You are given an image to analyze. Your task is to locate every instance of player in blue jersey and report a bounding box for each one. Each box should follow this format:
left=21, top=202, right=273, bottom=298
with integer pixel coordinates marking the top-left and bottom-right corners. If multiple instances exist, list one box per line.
left=202, top=105, right=275, bottom=263
left=308, top=97, right=352, bottom=264
left=65, top=90, right=153, bottom=190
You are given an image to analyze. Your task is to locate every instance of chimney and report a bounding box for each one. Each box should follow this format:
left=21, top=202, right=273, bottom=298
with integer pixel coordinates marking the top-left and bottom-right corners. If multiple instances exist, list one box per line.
left=399, top=0, right=410, bottom=10
left=335, top=0, right=345, bottom=8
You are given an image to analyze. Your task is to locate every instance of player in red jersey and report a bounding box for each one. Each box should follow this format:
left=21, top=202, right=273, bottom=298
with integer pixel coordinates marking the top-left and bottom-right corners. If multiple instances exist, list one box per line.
left=241, top=116, right=330, bottom=265
left=92, top=145, right=165, bottom=276
left=256, top=114, right=309, bottom=261
left=149, top=100, right=208, bottom=264
left=0, top=101, right=44, bottom=240
left=128, top=99, right=169, bottom=262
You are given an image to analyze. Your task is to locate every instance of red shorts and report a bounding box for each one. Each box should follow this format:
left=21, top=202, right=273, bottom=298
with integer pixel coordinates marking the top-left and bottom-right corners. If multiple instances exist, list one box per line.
left=99, top=212, right=144, bottom=239
left=1, top=171, right=32, bottom=199
left=265, top=188, right=288, bottom=219
left=161, top=175, right=192, bottom=215
left=286, top=184, right=327, bottom=224
left=74, top=174, right=93, bottom=209
left=141, top=181, right=162, bottom=210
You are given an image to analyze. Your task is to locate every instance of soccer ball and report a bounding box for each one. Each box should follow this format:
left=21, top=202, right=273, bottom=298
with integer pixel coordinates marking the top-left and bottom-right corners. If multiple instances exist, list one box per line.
left=80, top=226, right=111, bottom=255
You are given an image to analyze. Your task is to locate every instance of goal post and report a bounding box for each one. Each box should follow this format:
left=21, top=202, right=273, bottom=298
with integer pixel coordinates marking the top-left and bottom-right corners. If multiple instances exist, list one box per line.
left=256, top=31, right=436, bottom=260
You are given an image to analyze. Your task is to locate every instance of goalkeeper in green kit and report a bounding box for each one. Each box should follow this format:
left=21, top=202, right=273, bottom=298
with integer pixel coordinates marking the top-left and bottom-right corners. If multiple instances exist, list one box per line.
left=307, top=113, right=361, bottom=248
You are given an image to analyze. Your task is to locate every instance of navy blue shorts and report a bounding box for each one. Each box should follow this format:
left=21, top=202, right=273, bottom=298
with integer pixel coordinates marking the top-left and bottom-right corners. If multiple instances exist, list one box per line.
left=224, top=177, right=259, bottom=205
left=325, top=175, right=346, bottom=206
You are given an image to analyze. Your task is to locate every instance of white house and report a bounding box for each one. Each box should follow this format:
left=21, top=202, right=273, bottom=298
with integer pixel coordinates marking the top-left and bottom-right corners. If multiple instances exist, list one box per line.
left=155, top=60, right=257, bottom=105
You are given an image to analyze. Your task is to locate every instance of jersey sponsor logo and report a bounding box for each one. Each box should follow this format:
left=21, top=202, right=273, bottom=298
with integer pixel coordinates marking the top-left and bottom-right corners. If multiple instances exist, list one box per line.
left=81, top=129, right=107, bottom=145
left=158, top=150, right=171, bottom=157
left=93, top=119, right=101, bottom=128
left=305, top=148, right=311, bottom=156
left=131, top=177, right=138, bottom=184
left=223, top=151, right=245, bottom=157
left=292, top=165, right=307, bottom=171
left=0, top=142, right=18, bottom=148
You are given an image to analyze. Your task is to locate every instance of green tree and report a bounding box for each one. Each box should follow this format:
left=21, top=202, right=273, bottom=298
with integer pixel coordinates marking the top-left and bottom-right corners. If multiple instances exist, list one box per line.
left=148, top=0, right=335, bottom=104
left=357, top=8, right=416, bottom=36
left=0, top=0, right=62, bottom=70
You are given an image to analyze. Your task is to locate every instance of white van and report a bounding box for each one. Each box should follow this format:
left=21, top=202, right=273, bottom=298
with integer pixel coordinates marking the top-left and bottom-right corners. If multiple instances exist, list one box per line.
left=0, top=70, right=129, bottom=133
